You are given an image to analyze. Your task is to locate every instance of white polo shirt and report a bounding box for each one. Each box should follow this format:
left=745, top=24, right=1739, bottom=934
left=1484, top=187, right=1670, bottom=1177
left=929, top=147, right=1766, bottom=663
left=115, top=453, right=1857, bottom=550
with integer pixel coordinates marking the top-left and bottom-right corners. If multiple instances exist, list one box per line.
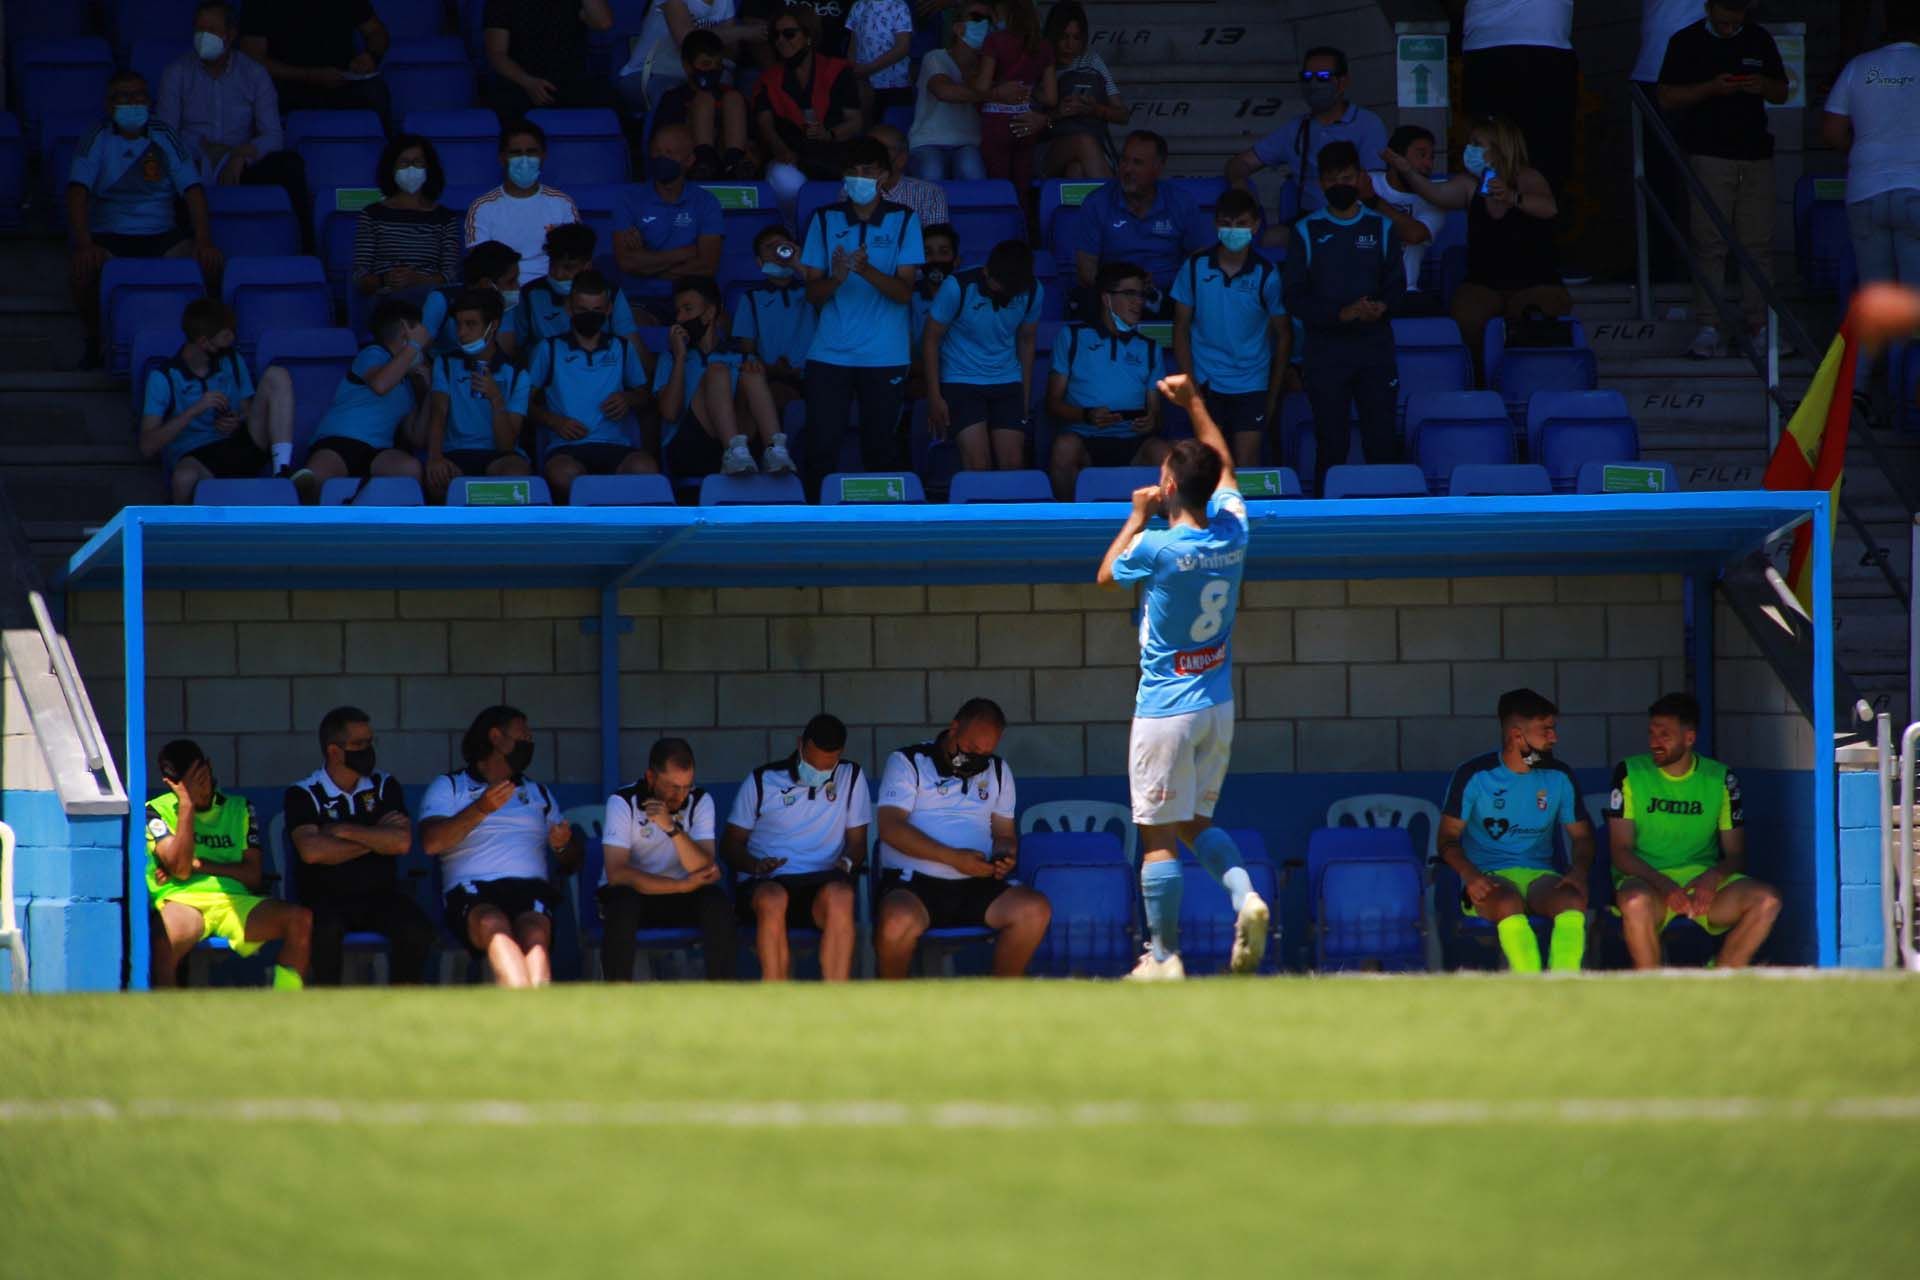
left=724, top=757, right=871, bottom=876
left=1828, top=43, right=1920, bottom=205
left=1464, top=0, right=1573, bottom=52
left=600, top=783, right=717, bottom=884
left=876, top=743, right=1016, bottom=882
left=419, top=768, right=560, bottom=892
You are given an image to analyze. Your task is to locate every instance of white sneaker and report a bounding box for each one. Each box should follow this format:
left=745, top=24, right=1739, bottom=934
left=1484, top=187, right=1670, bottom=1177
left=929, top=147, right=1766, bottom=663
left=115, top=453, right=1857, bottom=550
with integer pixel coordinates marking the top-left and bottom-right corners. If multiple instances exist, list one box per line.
left=721, top=438, right=755, bottom=475
left=1686, top=325, right=1720, bottom=360
left=1127, top=949, right=1185, bottom=981
left=1230, top=892, right=1270, bottom=974
left=762, top=433, right=796, bottom=474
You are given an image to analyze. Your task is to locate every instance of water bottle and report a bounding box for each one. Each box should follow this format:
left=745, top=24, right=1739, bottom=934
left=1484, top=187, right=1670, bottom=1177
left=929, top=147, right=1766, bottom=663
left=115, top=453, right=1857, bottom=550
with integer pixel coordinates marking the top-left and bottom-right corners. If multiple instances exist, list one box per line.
left=471, top=358, right=489, bottom=400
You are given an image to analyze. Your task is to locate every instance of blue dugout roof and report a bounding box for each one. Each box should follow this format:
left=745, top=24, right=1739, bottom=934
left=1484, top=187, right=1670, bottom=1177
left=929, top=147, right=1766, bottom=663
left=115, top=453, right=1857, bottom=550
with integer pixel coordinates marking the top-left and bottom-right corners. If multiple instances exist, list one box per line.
left=64, top=492, right=1821, bottom=591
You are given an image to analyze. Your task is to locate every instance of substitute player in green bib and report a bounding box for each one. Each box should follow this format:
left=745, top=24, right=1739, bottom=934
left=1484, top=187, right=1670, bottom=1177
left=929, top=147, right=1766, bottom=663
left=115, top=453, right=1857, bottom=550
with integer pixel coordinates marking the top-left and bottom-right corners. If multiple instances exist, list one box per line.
left=1436, top=688, right=1595, bottom=972
left=1606, top=693, right=1782, bottom=969
left=146, top=738, right=311, bottom=988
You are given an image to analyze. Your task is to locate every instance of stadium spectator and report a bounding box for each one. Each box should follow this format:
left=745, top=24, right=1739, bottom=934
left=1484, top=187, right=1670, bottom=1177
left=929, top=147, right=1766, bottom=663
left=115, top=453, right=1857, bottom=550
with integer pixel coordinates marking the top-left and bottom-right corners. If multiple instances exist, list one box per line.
left=911, top=221, right=960, bottom=365
left=1823, top=1, right=1920, bottom=376
left=754, top=4, right=864, bottom=209
left=1074, top=131, right=1212, bottom=316
left=799, top=136, right=925, bottom=488
left=972, top=0, right=1054, bottom=193
left=1461, top=0, right=1575, bottom=196
left=1227, top=46, right=1387, bottom=218
left=871, top=122, right=949, bottom=228
left=140, top=299, right=298, bottom=502
left=421, top=706, right=582, bottom=989
left=906, top=4, right=990, bottom=181
left=464, top=120, right=580, bottom=284
left=68, top=72, right=221, bottom=362
left=147, top=738, right=311, bottom=991
left=238, top=0, right=391, bottom=125
left=1436, top=689, right=1595, bottom=973
left=597, top=737, right=737, bottom=982
left=1381, top=115, right=1568, bottom=381
left=1283, top=141, right=1406, bottom=492
left=874, top=699, right=1051, bottom=978
left=655, top=275, right=792, bottom=476
left=1635, top=0, right=1707, bottom=286
left=423, top=240, right=523, bottom=356
left=1658, top=0, right=1788, bottom=359
left=923, top=238, right=1043, bottom=471
left=1171, top=189, right=1288, bottom=469
left=614, top=124, right=725, bottom=322
left=299, top=298, right=435, bottom=499
left=731, top=225, right=817, bottom=415
left=425, top=288, right=533, bottom=502
left=354, top=136, right=461, bottom=308
left=722, top=713, right=871, bottom=982
left=845, top=0, right=915, bottom=123
left=526, top=270, right=658, bottom=502
left=619, top=0, right=752, bottom=114
left=1606, top=693, right=1782, bottom=970
left=762, top=0, right=852, bottom=59
left=482, top=0, right=616, bottom=119
left=1040, top=1, right=1125, bottom=180
left=511, top=223, right=644, bottom=359
left=284, top=705, right=436, bottom=986
left=1047, top=259, right=1166, bottom=499
left=158, top=1, right=308, bottom=239
left=1368, top=125, right=1447, bottom=301
left=650, top=30, right=758, bottom=180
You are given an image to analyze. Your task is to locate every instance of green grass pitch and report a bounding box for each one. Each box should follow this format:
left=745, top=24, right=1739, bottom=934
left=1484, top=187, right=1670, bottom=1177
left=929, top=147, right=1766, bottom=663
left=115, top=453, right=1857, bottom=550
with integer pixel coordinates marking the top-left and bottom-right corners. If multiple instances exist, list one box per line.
left=4, top=976, right=1920, bottom=1277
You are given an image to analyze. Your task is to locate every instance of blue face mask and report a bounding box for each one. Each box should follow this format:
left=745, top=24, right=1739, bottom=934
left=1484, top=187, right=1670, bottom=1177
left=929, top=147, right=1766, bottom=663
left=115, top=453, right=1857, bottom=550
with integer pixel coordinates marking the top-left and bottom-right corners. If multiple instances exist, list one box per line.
left=499, top=288, right=520, bottom=310
left=112, top=104, right=149, bottom=132
left=962, top=19, right=988, bottom=47
left=551, top=277, right=573, bottom=296
left=795, top=756, right=833, bottom=788
left=459, top=329, right=492, bottom=356
left=506, top=155, right=541, bottom=188
left=1110, top=312, right=1135, bottom=334
left=762, top=261, right=795, bottom=280
left=843, top=174, right=879, bottom=204
left=1217, top=226, right=1254, bottom=252
left=1461, top=144, right=1488, bottom=176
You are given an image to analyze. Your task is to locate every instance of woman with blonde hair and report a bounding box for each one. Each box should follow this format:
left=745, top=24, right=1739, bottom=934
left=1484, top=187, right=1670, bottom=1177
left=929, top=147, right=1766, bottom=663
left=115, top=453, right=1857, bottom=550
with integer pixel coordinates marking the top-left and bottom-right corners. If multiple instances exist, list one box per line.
left=1381, top=114, right=1570, bottom=378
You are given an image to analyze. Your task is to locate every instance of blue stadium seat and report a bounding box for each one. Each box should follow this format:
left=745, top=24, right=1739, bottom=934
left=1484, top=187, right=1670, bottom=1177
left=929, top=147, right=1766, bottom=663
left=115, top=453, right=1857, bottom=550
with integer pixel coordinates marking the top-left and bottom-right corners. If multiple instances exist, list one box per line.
left=255, top=327, right=358, bottom=462
left=1574, top=459, right=1679, bottom=494
left=1305, top=826, right=1426, bottom=972
left=1320, top=464, right=1429, bottom=500
left=794, top=180, right=844, bottom=236
left=402, top=110, right=502, bottom=188
left=16, top=38, right=112, bottom=151
left=221, top=256, right=333, bottom=362
left=1496, top=348, right=1599, bottom=425
left=528, top=108, right=630, bottom=185
left=1439, top=243, right=1468, bottom=304
left=1390, top=316, right=1467, bottom=349
left=699, top=473, right=806, bottom=505
left=1176, top=830, right=1281, bottom=976
left=207, top=185, right=303, bottom=258
left=1237, top=466, right=1303, bottom=498
left=576, top=841, right=717, bottom=978
left=1794, top=174, right=1855, bottom=296
left=568, top=183, right=626, bottom=280
left=1405, top=391, right=1515, bottom=491
left=194, top=477, right=300, bottom=505
left=1393, top=346, right=1474, bottom=416
left=820, top=472, right=926, bottom=504
left=126, top=41, right=182, bottom=113
left=695, top=181, right=780, bottom=262
left=564, top=474, right=673, bottom=505
left=318, top=476, right=427, bottom=505
left=943, top=178, right=1024, bottom=253
left=1403, top=389, right=1507, bottom=446
left=948, top=470, right=1054, bottom=503
left=0, top=113, right=24, bottom=228
left=1523, top=389, right=1630, bottom=454
left=3, top=0, right=93, bottom=42
left=1525, top=389, right=1638, bottom=490
left=1016, top=830, right=1134, bottom=978
left=373, top=0, right=450, bottom=40
left=880, top=103, right=914, bottom=135
left=384, top=38, right=476, bottom=121
left=1484, top=315, right=1589, bottom=388
left=447, top=475, right=554, bottom=505
left=129, top=327, right=184, bottom=415
left=1278, top=392, right=1368, bottom=487
left=288, top=111, right=388, bottom=190
left=312, top=189, right=361, bottom=309
left=1033, top=319, right=1063, bottom=355
left=39, top=111, right=94, bottom=207
left=1073, top=466, right=1160, bottom=502
left=110, top=0, right=196, bottom=58
left=101, top=259, right=205, bottom=377
left=1447, top=463, right=1552, bottom=496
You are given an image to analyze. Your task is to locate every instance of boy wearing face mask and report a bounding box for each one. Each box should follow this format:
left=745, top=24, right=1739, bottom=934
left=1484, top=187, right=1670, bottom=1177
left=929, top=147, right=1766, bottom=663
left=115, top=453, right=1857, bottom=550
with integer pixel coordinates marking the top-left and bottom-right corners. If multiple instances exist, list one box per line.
left=924, top=237, right=1043, bottom=472
left=1172, top=188, right=1289, bottom=468
left=140, top=298, right=300, bottom=503
left=1046, top=259, right=1166, bottom=500
left=908, top=222, right=960, bottom=398
left=731, top=226, right=817, bottom=415
left=614, top=123, right=726, bottom=322
left=527, top=270, right=658, bottom=502
left=653, top=30, right=757, bottom=180
left=1436, top=689, right=1595, bottom=973
left=300, top=297, right=436, bottom=500
left=423, top=240, right=522, bottom=359
left=512, top=223, right=643, bottom=354
left=464, top=120, right=579, bottom=282
left=1226, top=45, right=1387, bottom=218
left=1282, top=140, right=1406, bottom=493
left=424, top=289, right=534, bottom=503
left=654, top=275, right=792, bottom=476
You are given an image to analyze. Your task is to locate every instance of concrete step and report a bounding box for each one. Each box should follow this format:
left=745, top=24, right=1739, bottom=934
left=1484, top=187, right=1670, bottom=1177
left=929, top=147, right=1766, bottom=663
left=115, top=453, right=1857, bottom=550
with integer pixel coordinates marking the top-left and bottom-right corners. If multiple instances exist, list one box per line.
left=0, top=389, right=139, bottom=450
left=1084, top=2, right=1291, bottom=82
left=1, top=465, right=164, bottom=526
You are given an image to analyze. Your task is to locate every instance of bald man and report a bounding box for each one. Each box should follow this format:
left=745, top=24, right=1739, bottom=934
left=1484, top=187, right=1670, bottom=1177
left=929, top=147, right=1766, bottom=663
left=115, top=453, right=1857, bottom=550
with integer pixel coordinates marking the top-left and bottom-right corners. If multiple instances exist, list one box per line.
left=615, top=122, right=726, bottom=320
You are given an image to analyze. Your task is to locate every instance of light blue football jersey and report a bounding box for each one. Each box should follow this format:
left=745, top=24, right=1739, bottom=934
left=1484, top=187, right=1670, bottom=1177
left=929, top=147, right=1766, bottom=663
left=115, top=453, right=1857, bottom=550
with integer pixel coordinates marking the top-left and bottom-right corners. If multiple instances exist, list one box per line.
left=1111, top=488, right=1248, bottom=717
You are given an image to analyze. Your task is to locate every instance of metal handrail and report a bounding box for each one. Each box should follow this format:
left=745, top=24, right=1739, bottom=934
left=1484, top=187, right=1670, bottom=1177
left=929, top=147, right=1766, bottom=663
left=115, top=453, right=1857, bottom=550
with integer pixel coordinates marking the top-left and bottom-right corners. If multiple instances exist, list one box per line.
left=1900, top=722, right=1920, bottom=968
left=25, top=590, right=108, bottom=775
left=1879, top=712, right=1895, bottom=968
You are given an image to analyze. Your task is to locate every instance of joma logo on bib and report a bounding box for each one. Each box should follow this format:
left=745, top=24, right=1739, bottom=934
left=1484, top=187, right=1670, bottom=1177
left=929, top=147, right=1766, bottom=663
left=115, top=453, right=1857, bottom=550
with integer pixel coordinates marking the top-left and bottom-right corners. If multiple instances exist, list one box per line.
left=1645, top=798, right=1704, bottom=816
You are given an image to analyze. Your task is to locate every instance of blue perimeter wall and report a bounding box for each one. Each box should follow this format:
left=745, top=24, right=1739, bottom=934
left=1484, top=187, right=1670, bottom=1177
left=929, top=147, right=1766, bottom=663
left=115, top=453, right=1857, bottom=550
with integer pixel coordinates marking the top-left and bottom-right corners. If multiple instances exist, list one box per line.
left=0, top=789, right=126, bottom=992
left=1838, top=768, right=1885, bottom=969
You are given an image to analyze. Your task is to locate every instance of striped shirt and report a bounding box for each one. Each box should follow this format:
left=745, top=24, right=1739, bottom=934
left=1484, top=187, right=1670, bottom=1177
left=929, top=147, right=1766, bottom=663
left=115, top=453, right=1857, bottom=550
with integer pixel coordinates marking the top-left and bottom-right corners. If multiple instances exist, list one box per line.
left=353, top=202, right=463, bottom=282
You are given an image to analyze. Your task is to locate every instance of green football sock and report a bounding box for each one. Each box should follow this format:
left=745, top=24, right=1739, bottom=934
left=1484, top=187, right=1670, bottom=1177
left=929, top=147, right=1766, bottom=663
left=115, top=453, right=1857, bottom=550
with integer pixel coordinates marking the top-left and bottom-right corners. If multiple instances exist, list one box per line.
left=1495, top=914, right=1541, bottom=973
left=1548, top=911, right=1586, bottom=972
left=273, top=964, right=305, bottom=991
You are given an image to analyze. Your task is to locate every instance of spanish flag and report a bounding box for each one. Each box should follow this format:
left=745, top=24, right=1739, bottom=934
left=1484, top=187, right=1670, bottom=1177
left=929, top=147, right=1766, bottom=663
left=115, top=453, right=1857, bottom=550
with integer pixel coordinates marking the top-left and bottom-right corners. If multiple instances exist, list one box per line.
left=1762, top=319, right=1855, bottom=610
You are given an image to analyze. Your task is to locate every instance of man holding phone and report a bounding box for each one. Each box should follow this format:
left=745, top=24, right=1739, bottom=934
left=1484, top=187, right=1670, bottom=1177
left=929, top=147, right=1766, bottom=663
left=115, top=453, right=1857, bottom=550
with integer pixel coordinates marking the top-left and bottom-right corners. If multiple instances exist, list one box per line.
left=596, top=737, right=735, bottom=981
left=1657, top=0, right=1789, bottom=359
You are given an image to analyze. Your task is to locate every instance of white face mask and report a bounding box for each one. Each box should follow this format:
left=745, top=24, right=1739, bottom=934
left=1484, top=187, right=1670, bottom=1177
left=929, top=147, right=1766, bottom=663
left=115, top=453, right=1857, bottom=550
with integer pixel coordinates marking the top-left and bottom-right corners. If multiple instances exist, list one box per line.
left=393, top=165, right=427, bottom=194
left=194, top=31, right=227, bottom=61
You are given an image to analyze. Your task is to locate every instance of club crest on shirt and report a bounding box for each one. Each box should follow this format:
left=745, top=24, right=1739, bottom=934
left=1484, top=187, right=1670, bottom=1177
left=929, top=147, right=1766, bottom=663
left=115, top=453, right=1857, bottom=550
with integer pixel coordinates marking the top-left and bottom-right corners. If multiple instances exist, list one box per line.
left=976, top=783, right=989, bottom=801
left=936, top=778, right=954, bottom=795
left=1536, top=790, right=1548, bottom=811
left=358, top=790, right=377, bottom=814
left=1355, top=234, right=1379, bottom=250
left=826, top=782, right=838, bottom=802
left=141, top=148, right=165, bottom=183
left=674, top=211, right=693, bottom=227
left=782, top=791, right=798, bottom=806
left=1151, top=219, right=1173, bottom=234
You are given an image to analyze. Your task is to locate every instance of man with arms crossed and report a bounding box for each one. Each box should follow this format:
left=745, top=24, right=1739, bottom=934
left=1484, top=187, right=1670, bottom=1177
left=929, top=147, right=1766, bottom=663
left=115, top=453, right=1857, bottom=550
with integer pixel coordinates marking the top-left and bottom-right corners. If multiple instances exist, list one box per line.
left=1097, top=373, right=1268, bottom=980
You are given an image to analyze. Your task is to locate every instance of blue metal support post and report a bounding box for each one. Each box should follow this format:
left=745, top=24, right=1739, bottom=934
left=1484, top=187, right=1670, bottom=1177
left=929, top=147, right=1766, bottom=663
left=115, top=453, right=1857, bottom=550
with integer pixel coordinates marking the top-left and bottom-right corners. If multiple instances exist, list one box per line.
left=123, top=517, right=149, bottom=990
left=599, top=582, right=621, bottom=800
left=1813, top=496, right=1837, bottom=966
left=1687, top=572, right=1716, bottom=758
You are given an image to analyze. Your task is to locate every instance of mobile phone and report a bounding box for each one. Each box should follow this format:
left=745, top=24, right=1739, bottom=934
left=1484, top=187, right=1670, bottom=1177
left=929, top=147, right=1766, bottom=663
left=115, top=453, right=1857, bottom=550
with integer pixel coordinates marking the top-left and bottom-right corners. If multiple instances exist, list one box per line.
left=1478, top=166, right=1499, bottom=197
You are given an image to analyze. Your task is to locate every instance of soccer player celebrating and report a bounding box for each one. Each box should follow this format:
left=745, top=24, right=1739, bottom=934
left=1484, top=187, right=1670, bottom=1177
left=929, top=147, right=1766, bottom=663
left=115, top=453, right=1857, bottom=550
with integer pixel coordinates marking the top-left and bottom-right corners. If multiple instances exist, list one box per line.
left=1607, top=692, right=1782, bottom=969
left=1436, top=688, right=1595, bottom=972
left=1097, top=373, right=1267, bottom=980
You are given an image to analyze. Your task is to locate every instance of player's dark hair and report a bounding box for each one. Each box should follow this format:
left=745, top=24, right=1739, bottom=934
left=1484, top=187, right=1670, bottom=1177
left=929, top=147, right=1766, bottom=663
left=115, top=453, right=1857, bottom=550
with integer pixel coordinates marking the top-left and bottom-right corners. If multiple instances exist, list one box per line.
left=1043, top=1, right=1088, bottom=45
left=1096, top=259, right=1148, bottom=294
left=922, top=221, right=959, bottom=253
left=1317, top=140, right=1361, bottom=178
left=318, top=705, right=370, bottom=754
left=181, top=297, right=235, bottom=343
left=499, top=118, right=546, bottom=151
left=673, top=274, right=723, bottom=309
left=370, top=298, right=423, bottom=346
left=754, top=224, right=796, bottom=254
left=953, top=698, right=1006, bottom=729
left=680, top=27, right=726, bottom=64
left=157, top=738, right=206, bottom=781
left=803, top=713, right=848, bottom=753
left=108, top=69, right=148, bottom=96
left=567, top=268, right=614, bottom=304
left=544, top=222, right=598, bottom=264
left=1387, top=123, right=1435, bottom=156
left=1497, top=688, right=1558, bottom=725
left=195, top=0, right=236, bottom=27
left=778, top=3, right=821, bottom=43
left=1214, top=188, right=1260, bottom=223
left=844, top=135, right=890, bottom=172
left=451, top=287, right=505, bottom=328
left=1302, top=45, right=1349, bottom=76
left=985, top=239, right=1034, bottom=298
left=461, top=705, right=527, bottom=765
left=1123, top=129, right=1168, bottom=161
left=1165, top=439, right=1222, bottom=512
left=648, top=736, right=696, bottom=773
left=1648, top=692, right=1701, bottom=729
left=462, top=240, right=521, bottom=287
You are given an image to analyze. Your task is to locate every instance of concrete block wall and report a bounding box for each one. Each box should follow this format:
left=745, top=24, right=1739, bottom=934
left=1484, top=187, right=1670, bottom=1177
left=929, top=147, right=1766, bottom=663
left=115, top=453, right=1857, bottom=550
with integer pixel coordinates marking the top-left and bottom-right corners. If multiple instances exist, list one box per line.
left=1837, top=766, right=1887, bottom=970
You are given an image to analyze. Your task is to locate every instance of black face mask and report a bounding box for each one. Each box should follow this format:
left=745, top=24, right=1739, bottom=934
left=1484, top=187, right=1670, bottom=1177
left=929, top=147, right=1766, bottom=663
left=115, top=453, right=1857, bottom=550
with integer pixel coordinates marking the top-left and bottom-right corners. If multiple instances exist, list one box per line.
left=571, top=311, right=607, bottom=338
left=1519, top=743, right=1555, bottom=768
left=342, top=746, right=376, bottom=777
left=505, top=739, right=535, bottom=774
left=681, top=315, right=709, bottom=347
left=1325, top=183, right=1359, bottom=212
left=919, top=266, right=949, bottom=298
left=691, top=70, right=723, bottom=91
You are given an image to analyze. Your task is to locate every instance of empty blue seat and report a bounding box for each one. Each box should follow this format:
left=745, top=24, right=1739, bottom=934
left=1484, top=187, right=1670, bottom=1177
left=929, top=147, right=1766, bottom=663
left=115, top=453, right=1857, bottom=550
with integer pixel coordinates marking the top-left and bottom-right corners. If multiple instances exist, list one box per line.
left=1497, top=348, right=1599, bottom=424
left=1176, top=830, right=1281, bottom=976
left=384, top=38, right=476, bottom=121
left=1236, top=466, right=1303, bottom=498
left=820, top=472, right=925, bottom=504
left=1038, top=179, right=1094, bottom=275
left=1306, top=826, right=1426, bottom=972
left=372, top=0, right=450, bottom=40
left=1320, top=463, right=1429, bottom=499
left=1390, top=316, right=1465, bottom=348
left=101, top=258, right=205, bottom=376
left=1540, top=421, right=1641, bottom=490
left=948, top=470, right=1053, bottom=503
left=694, top=181, right=780, bottom=261
left=40, top=111, right=94, bottom=207
left=1394, top=345, right=1474, bottom=409
left=126, top=41, right=182, bottom=113
left=447, top=475, right=554, bottom=505
left=1523, top=389, right=1630, bottom=454
left=319, top=476, right=427, bottom=505
left=1016, top=830, right=1134, bottom=978
left=1485, top=314, right=1590, bottom=386
left=129, top=327, right=185, bottom=415
left=568, top=182, right=626, bottom=278
left=698, top=473, right=806, bottom=505
left=288, top=111, right=387, bottom=190
left=569, top=474, right=676, bottom=505
left=1409, top=406, right=1514, bottom=491
left=194, top=477, right=300, bottom=505
left=1073, top=465, right=1160, bottom=502
left=255, top=327, right=358, bottom=461
left=222, top=256, right=333, bottom=360
left=1448, top=463, right=1552, bottom=496
left=207, top=185, right=302, bottom=257
left=16, top=38, right=113, bottom=150
left=794, top=180, right=847, bottom=237
left=404, top=109, right=504, bottom=188
left=1403, top=390, right=1508, bottom=445
left=1574, top=459, right=1679, bottom=494
left=944, top=178, right=1024, bottom=253
left=0, top=113, right=24, bottom=228
left=528, top=108, right=630, bottom=185
left=110, top=0, right=197, bottom=56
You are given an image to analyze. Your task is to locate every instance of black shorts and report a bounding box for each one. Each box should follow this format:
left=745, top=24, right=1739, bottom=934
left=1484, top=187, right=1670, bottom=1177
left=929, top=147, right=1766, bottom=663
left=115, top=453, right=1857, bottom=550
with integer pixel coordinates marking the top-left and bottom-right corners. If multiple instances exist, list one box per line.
left=1068, top=429, right=1147, bottom=469
left=182, top=430, right=269, bottom=478
left=94, top=229, right=190, bottom=258
left=443, top=876, right=557, bottom=951
left=736, top=869, right=853, bottom=930
left=662, top=420, right=724, bottom=479
left=1204, top=388, right=1271, bottom=437
left=881, top=869, right=1009, bottom=929
left=548, top=442, right=640, bottom=474
left=308, top=436, right=387, bottom=477
left=443, top=448, right=523, bottom=475
left=942, top=381, right=1027, bottom=433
